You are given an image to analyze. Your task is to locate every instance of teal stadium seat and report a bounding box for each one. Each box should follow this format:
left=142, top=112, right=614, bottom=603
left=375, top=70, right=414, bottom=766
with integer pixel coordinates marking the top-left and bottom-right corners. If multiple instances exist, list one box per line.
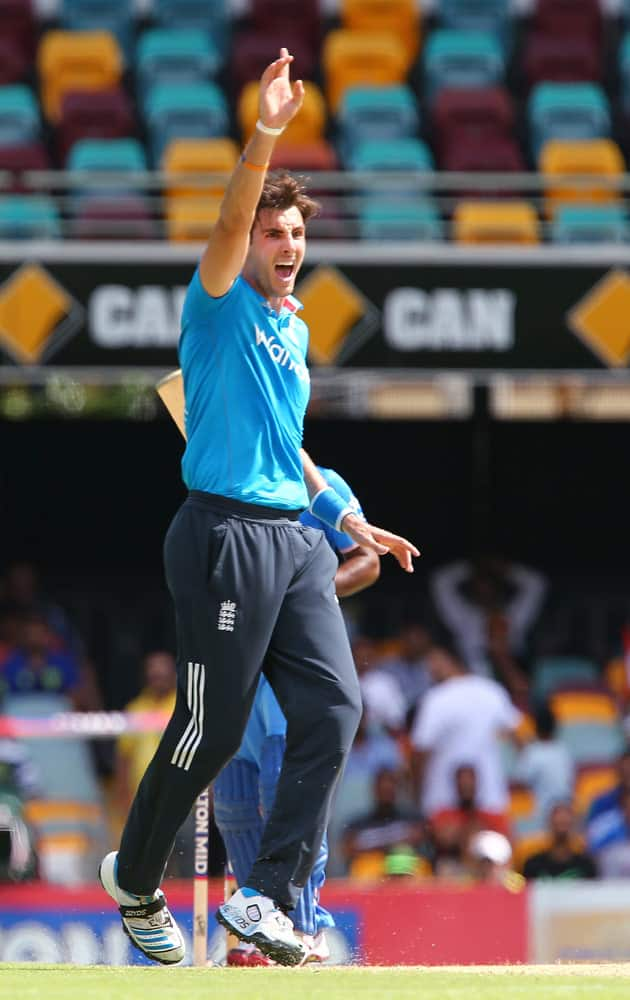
left=552, top=204, right=629, bottom=243
left=531, top=656, right=599, bottom=703
left=424, top=30, right=504, bottom=102
left=153, top=0, right=229, bottom=48
left=558, top=720, right=625, bottom=766
left=0, top=195, right=60, bottom=238
left=346, top=136, right=434, bottom=171
left=618, top=34, right=630, bottom=110
left=337, top=85, right=420, bottom=158
left=529, top=82, right=610, bottom=160
left=67, top=137, right=147, bottom=172
left=144, top=81, right=229, bottom=165
left=358, top=197, right=443, bottom=240
left=438, top=0, right=511, bottom=42
left=137, top=29, right=222, bottom=95
left=60, top=0, right=134, bottom=56
left=0, top=84, right=40, bottom=145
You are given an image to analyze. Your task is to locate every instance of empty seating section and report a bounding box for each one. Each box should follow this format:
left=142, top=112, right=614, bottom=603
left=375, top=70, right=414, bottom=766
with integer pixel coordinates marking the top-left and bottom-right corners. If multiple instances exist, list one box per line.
left=0, top=2, right=629, bottom=240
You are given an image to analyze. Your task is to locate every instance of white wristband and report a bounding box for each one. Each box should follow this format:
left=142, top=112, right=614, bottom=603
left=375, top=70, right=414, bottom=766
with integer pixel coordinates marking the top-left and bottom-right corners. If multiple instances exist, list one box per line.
left=256, top=119, right=285, bottom=136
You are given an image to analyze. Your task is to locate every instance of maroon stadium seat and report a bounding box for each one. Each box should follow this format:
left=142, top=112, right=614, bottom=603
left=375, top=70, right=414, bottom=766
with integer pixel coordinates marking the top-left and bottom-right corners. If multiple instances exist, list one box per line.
left=0, top=143, right=50, bottom=191
left=57, top=89, right=135, bottom=164
left=432, top=88, right=515, bottom=159
left=441, top=133, right=525, bottom=197
left=69, top=195, right=159, bottom=240
left=270, top=140, right=339, bottom=172
left=523, top=34, right=601, bottom=89
left=230, top=29, right=318, bottom=98
left=0, top=0, right=37, bottom=59
left=0, top=38, right=30, bottom=84
left=534, top=0, right=602, bottom=41
left=250, top=0, right=322, bottom=48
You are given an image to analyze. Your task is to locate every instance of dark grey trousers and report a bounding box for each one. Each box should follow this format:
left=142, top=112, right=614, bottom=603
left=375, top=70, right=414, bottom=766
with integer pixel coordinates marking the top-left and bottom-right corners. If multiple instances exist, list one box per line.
left=117, top=491, right=362, bottom=910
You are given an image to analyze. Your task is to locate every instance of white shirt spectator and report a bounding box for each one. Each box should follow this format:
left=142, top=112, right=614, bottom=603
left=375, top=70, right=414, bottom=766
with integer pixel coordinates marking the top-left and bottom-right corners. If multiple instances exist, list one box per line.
left=412, top=674, right=521, bottom=815
left=430, top=560, right=547, bottom=675
left=360, top=669, right=407, bottom=732
left=512, top=740, right=574, bottom=820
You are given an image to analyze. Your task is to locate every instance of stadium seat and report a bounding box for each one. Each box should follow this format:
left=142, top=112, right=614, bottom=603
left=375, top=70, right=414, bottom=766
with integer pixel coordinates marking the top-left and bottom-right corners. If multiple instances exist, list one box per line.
left=57, top=88, right=135, bottom=164
left=59, top=0, right=134, bottom=56
left=231, top=30, right=318, bottom=101
left=322, top=30, right=408, bottom=112
left=0, top=84, right=40, bottom=146
left=0, top=37, right=30, bottom=85
left=0, top=142, right=50, bottom=191
left=440, top=132, right=525, bottom=176
left=165, top=196, right=222, bottom=242
left=269, top=140, right=340, bottom=172
left=551, top=204, right=629, bottom=243
left=453, top=200, right=540, bottom=243
left=345, top=136, right=434, bottom=172
left=558, top=720, right=625, bottom=765
left=423, top=30, right=504, bottom=103
left=67, top=137, right=147, bottom=173
left=340, top=0, right=421, bottom=65
left=508, top=784, right=537, bottom=822
left=550, top=687, right=620, bottom=725
left=432, top=87, right=514, bottom=158
left=438, top=0, right=510, bottom=34
left=0, top=194, right=60, bottom=238
left=69, top=194, right=158, bottom=239
left=540, top=139, right=625, bottom=216
left=357, top=197, right=444, bottom=240
left=522, top=34, right=601, bottom=90
left=0, top=0, right=37, bottom=60
left=337, top=85, right=420, bottom=156
left=137, top=29, right=222, bottom=95
left=534, top=0, right=602, bottom=42
left=238, top=80, right=326, bottom=146
left=573, top=763, right=618, bottom=817
left=531, top=656, right=600, bottom=702
left=250, top=0, right=322, bottom=49
left=143, top=81, right=229, bottom=165
left=162, top=138, right=239, bottom=199
left=529, top=83, right=610, bottom=160
left=619, top=34, right=630, bottom=112
left=37, top=30, right=124, bottom=122
left=152, top=0, right=229, bottom=48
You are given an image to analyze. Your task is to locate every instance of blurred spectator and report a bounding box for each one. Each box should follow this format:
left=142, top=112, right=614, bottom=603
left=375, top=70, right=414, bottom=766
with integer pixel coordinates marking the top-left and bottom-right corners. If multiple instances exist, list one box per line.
left=586, top=748, right=630, bottom=854
left=430, top=763, right=511, bottom=876
left=524, top=802, right=597, bottom=880
left=430, top=556, right=547, bottom=677
left=379, top=622, right=434, bottom=724
left=353, top=635, right=406, bottom=734
left=114, top=649, right=177, bottom=814
left=411, top=646, right=522, bottom=817
left=485, top=611, right=530, bottom=707
left=0, top=738, right=39, bottom=883
left=595, top=789, right=630, bottom=878
left=0, top=739, right=40, bottom=801
left=0, top=562, right=81, bottom=655
left=341, top=768, right=426, bottom=877
left=0, top=610, right=96, bottom=708
left=466, top=829, right=515, bottom=886
left=512, top=703, right=574, bottom=821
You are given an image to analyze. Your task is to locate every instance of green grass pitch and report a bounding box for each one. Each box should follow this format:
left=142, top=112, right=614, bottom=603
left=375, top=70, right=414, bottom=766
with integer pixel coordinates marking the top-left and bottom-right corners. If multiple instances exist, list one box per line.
left=4, top=965, right=630, bottom=1000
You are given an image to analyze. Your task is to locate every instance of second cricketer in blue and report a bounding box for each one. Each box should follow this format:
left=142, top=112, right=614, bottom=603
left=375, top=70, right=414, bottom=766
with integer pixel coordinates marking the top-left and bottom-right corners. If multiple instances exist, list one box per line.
left=214, top=466, right=379, bottom=964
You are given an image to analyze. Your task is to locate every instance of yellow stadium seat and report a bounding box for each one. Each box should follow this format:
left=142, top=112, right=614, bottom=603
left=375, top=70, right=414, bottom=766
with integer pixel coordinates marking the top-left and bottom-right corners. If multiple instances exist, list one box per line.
left=38, top=31, right=123, bottom=121
left=574, top=765, right=618, bottom=817
left=512, top=831, right=550, bottom=872
left=604, top=657, right=629, bottom=703
left=453, top=200, right=540, bottom=244
left=162, top=138, right=239, bottom=200
left=238, top=80, right=327, bottom=146
left=509, top=785, right=537, bottom=821
left=322, top=30, right=408, bottom=112
left=550, top=689, right=619, bottom=725
left=341, top=0, right=421, bottom=66
left=165, top=196, right=222, bottom=242
left=540, top=139, right=625, bottom=217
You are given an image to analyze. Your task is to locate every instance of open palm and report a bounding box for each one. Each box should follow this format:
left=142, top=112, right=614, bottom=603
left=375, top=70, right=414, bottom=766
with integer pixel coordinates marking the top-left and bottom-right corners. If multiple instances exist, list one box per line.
left=259, top=47, right=305, bottom=130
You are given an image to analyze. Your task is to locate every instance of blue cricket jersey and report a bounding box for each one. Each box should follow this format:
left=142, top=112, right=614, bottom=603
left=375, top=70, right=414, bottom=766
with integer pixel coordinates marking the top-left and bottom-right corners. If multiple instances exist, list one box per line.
left=235, top=467, right=364, bottom=767
left=179, top=270, right=310, bottom=510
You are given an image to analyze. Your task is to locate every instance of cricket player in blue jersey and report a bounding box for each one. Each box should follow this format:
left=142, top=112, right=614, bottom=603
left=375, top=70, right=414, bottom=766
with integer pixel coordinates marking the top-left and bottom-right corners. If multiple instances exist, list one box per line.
left=99, top=47, right=419, bottom=967
left=215, top=467, right=379, bottom=965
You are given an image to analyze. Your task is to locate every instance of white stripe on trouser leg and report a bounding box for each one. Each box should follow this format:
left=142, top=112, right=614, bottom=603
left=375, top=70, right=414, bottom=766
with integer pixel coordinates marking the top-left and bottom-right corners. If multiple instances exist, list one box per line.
left=171, top=662, right=205, bottom=770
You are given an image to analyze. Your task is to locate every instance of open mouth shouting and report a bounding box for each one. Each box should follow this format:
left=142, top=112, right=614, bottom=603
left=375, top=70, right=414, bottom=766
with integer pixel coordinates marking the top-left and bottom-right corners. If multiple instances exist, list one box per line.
left=274, top=260, right=296, bottom=285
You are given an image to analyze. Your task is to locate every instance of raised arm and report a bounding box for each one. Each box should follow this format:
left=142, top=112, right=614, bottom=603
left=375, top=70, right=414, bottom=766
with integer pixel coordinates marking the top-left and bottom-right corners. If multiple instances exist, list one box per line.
left=198, top=47, right=304, bottom=298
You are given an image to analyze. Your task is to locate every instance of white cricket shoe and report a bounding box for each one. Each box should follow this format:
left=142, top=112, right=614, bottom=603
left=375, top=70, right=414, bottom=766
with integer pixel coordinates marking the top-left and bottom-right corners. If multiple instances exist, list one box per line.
left=99, top=851, right=185, bottom=965
left=298, top=929, right=331, bottom=964
left=216, top=887, right=306, bottom=967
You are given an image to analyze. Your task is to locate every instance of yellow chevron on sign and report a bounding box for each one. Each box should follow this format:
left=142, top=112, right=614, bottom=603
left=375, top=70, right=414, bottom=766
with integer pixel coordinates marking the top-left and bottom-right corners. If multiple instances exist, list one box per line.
left=0, top=264, right=73, bottom=364
left=568, top=269, right=630, bottom=368
left=297, top=265, right=369, bottom=365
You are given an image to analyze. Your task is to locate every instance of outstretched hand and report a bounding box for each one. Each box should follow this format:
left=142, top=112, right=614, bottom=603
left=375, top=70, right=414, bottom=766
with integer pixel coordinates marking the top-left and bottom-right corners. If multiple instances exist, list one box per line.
left=259, top=47, right=304, bottom=130
left=342, top=514, right=420, bottom=573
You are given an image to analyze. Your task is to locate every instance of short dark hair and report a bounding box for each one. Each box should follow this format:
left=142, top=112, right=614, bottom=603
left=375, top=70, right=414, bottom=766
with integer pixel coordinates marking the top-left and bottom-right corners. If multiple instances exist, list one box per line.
left=535, top=703, right=556, bottom=739
left=255, top=170, right=320, bottom=226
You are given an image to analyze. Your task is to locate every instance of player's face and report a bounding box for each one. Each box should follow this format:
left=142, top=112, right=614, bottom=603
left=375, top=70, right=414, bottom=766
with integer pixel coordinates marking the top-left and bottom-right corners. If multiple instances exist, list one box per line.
left=246, top=206, right=306, bottom=300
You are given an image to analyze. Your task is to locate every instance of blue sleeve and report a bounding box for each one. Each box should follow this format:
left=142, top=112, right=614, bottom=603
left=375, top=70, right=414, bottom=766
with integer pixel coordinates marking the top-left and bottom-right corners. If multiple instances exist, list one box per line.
left=179, top=269, right=241, bottom=361
left=299, top=467, right=365, bottom=553
left=259, top=678, right=287, bottom=739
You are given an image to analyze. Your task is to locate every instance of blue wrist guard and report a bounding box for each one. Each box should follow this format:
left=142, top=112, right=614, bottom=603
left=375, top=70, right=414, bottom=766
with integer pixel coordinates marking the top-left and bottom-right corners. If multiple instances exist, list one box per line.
left=309, top=487, right=353, bottom=532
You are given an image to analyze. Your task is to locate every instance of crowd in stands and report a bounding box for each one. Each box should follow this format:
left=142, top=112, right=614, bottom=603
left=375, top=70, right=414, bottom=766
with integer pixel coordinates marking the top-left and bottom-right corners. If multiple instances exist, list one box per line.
left=2, top=553, right=630, bottom=889
left=1, top=0, right=630, bottom=241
